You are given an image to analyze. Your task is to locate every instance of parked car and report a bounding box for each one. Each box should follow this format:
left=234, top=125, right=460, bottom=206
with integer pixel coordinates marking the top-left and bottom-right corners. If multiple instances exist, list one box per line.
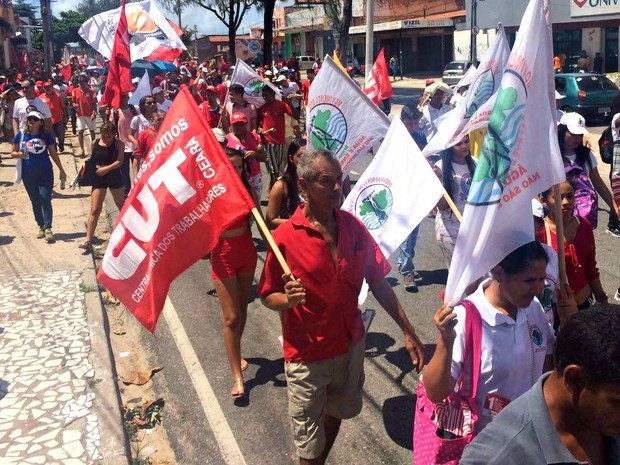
left=298, top=56, right=317, bottom=71
left=442, top=60, right=472, bottom=87
left=555, top=73, right=619, bottom=120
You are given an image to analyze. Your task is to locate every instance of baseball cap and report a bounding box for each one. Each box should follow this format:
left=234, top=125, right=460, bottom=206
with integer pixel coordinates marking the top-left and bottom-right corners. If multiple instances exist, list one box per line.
left=531, top=198, right=545, bottom=218
left=346, top=66, right=353, bottom=72
left=212, top=127, right=226, bottom=143
left=265, top=70, right=273, bottom=76
left=230, top=112, right=248, bottom=124
left=279, top=67, right=289, bottom=73
left=425, top=78, right=435, bottom=87
left=27, top=110, right=44, bottom=120
left=554, top=90, right=565, bottom=100
left=201, top=66, right=209, bottom=73
left=152, top=86, right=163, bottom=94
left=206, top=85, right=217, bottom=93
left=35, top=80, right=44, bottom=87
left=560, top=112, right=588, bottom=135
left=44, top=80, right=54, bottom=86
left=276, top=75, right=287, bottom=83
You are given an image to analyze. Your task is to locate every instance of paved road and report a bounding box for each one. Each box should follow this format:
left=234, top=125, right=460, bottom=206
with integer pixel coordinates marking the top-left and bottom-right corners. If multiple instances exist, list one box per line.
left=133, top=86, right=620, bottom=465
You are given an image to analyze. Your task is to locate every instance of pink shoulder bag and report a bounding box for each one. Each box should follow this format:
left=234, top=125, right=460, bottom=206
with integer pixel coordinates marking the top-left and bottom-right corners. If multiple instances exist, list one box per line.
left=413, top=300, right=482, bottom=465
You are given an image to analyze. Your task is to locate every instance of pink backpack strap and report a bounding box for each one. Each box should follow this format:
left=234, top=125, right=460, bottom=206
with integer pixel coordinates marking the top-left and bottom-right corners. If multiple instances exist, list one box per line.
left=459, top=299, right=483, bottom=401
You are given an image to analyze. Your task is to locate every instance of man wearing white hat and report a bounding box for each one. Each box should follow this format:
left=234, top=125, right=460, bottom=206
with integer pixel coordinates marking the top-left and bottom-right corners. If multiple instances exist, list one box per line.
left=152, top=86, right=171, bottom=112
left=555, top=90, right=565, bottom=121
left=419, top=83, right=451, bottom=141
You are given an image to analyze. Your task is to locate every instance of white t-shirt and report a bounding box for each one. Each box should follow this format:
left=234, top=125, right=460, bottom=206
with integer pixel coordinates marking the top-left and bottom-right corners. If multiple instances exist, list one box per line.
left=611, top=112, right=620, bottom=142
left=12, top=97, right=52, bottom=131
left=130, top=114, right=152, bottom=137
left=564, top=150, right=598, bottom=175
left=420, top=103, right=450, bottom=141
left=434, top=159, right=474, bottom=213
left=450, top=279, right=555, bottom=432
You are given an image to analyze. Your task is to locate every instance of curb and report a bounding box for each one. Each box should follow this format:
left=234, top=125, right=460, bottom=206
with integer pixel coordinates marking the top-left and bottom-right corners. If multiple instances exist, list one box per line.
left=68, top=137, right=132, bottom=465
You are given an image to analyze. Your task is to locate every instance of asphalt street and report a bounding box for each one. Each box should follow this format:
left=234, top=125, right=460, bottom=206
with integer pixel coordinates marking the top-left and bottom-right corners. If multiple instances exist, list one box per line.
left=134, top=85, right=620, bottom=465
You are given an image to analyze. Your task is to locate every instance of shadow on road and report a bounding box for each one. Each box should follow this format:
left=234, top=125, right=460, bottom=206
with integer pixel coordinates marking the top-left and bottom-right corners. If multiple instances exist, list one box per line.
left=54, top=231, right=87, bottom=243
left=382, top=394, right=415, bottom=451
left=0, top=379, right=9, bottom=402
left=0, top=211, right=13, bottom=217
left=417, top=269, right=448, bottom=287
left=52, top=192, right=90, bottom=199
left=236, top=356, right=287, bottom=407
left=0, top=235, right=14, bottom=245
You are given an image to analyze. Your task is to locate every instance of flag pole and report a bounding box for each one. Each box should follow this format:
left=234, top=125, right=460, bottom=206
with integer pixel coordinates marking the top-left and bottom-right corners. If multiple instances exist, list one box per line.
left=552, top=184, right=567, bottom=282
left=442, top=192, right=463, bottom=222
left=250, top=207, right=292, bottom=276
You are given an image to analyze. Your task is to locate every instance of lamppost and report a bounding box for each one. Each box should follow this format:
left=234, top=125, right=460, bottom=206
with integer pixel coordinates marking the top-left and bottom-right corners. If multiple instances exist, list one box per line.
left=470, top=0, right=478, bottom=65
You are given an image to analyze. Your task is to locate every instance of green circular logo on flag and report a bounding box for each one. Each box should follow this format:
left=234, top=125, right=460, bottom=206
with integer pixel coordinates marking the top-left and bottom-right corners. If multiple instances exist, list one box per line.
left=308, top=103, right=348, bottom=155
left=355, top=183, right=393, bottom=230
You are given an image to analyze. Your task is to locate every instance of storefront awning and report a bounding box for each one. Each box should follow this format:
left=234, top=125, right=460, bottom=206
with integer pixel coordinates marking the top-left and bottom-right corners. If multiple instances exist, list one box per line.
left=349, top=11, right=464, bottom=35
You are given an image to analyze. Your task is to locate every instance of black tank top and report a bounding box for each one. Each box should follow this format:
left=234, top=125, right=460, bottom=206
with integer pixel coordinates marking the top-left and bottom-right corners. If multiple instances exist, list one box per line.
left=91, top=139, right=118, bottom=167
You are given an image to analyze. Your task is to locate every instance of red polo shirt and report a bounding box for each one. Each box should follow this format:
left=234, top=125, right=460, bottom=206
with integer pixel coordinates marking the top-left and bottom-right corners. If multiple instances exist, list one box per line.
left=40, top=90, right=65, bottom=124
left=258, top=206, right=391, bottom=363
left=257, top=100, right=293, bottom=145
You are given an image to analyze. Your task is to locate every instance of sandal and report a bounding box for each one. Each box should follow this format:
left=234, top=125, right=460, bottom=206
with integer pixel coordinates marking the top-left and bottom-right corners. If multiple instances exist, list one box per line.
left=240, top=358, right=248, bottom=372
left=231, top=377, right=245, bottom=398
left=78, top=240, right=92, bottom=252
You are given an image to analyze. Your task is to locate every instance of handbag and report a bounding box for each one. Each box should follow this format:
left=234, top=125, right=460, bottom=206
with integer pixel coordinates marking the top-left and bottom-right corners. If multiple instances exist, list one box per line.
left=77, top=157, right=96, bottom=187
left=413, top=300, right=482, bottom=465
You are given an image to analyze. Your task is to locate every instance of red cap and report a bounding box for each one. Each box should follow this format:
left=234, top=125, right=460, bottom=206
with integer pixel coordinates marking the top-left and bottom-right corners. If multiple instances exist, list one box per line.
left=35, top=80, right=44, bottom=87
left=206, top=85, right=217, bottom=93
left=230, top=112, right=248, bottom=124
left=425, top=79, right=436, bottom=87
left=44, top=80, right=54, bottom=86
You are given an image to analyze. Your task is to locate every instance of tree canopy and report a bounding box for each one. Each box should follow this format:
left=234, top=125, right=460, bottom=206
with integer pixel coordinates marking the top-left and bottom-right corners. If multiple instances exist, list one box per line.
left=32, top=10, right=88, bottom=63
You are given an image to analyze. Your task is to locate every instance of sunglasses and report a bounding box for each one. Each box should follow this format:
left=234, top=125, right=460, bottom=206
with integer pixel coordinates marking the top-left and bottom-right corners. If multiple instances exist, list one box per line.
left=27, top=118, right=42, bottom=122
left=146, top=101, right=157, bottom=105
left=22, top=85, right=32, bottom=89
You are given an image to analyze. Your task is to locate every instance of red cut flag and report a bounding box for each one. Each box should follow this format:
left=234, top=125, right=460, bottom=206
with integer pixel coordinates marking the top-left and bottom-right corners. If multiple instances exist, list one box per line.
left=363, top=48, right=394, bottom=105
left=101, top=0, right=132, bottom=109
left=97, top=86, right=255, bottom=332
left=60, top=64, right=72, bottom=83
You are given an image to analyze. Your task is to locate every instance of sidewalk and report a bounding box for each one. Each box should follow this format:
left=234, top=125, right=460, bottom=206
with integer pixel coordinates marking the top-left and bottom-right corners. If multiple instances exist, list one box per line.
left=0, top=133, right=129, bottom=464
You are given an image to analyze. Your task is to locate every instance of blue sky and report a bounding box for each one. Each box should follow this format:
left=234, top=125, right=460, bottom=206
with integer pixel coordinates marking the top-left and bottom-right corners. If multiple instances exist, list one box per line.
left=47, top=0, right=283, bottom=36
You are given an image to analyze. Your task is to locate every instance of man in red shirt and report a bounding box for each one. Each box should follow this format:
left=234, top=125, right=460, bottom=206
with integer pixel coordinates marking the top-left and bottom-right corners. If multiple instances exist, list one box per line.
left=258, top=149, right=425, bottom=465
left=71, top=76, right=97, bottom=157
left=40, top=80, right=67, bottom=152
left=257, top=85, right=299, bottom=186
left=301, top=69, right=314, bottom=106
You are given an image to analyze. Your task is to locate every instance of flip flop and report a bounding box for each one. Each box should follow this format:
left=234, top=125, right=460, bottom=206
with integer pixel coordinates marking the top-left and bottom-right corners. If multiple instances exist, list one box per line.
left=231, top=377, right=244, bottom=398
left=240, top=358, right=248, bottom=372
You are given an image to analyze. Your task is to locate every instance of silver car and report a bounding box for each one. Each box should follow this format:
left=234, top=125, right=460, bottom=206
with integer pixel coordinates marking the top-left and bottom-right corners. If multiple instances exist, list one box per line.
left=442, top=60, right=473, bottom=87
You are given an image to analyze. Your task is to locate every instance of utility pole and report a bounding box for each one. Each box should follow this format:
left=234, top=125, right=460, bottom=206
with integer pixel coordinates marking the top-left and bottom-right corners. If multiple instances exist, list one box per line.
left=470, top=0, right=478, bottom=65
left=40, top=0, right=51, bottom=73
left=177, top=0, right=182, bottom=28
left=364, top=0, right=373, bottom=79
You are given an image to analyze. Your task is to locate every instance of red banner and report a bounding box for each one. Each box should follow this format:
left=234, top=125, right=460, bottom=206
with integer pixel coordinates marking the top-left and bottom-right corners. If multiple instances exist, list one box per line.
left=363, top=48, right=394, bottom=104
left=102, top=0, right=132, bottom=108
left=97, top=86, right=255, bottom=332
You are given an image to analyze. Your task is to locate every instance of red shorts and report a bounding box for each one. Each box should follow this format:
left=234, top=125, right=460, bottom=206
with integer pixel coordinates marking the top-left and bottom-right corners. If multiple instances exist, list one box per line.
left=210, top=232, right=257, bottom=280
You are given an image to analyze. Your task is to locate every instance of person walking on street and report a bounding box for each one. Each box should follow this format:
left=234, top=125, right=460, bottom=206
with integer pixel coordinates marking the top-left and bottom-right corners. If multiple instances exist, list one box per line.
left=71, top=76, right=97, bottom=158
left=12, top=79, right=53, bottom=137
left=79, top=123, right=125, bottom=252
left=11, top=110, right=66, bottom=242
left=389, top=54, right=398, bottom=81
left=419, top=84, right=450, bottom=141
left=258, top=149, right=425, bottom=465
left=40, top=80, right=66, bottom=153
left=593, top=52, right=603, bottom=74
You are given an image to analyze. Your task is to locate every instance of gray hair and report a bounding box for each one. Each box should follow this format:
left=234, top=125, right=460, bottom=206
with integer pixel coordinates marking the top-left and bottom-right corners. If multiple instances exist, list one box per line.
left=297, top=148, right=339, bottom=182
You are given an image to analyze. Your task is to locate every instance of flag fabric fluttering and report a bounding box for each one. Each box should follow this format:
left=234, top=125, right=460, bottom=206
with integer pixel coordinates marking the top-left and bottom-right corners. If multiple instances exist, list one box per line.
left=333, top=51, right=346, bottom=71
left=363, top=48, right=394, bottom=105
left=342, top=117, right=445, bottom=259
left=128, top=72, right=152, bottom=105
left=229, top=59, right=281, bottom=108
left=445, top=0, right=565, bottom=304
left=78, top=0, right=186, bottom=62
left=101, top=0, right=132, bottom=109
left=97, top=87, right=255, bottom=332
left=422, top=27, right=510, bottom=157
left=307, top=55, right=390, bottom=174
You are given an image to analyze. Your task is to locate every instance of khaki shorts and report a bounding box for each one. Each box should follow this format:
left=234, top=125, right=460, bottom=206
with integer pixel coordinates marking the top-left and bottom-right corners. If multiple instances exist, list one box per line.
left=285, top=336, right=366, bottom=460
left=77, top=116, right=96, bottom=132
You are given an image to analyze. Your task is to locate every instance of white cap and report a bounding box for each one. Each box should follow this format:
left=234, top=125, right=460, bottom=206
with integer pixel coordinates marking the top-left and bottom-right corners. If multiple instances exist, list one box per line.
left=201, top=66, right=208, bottom=73
left=276, top=75, right=287, bottom=83
left=211, top=127, right=226, bottom=143
left=265, top=70, right=273, bottom=76
left=152, top=86, right=163, bottom=94
left=532, top=198, right=545, bottom=218
left=27, top=110, right=45, bottom=120
left=560, top=112, right=588, bottom=135
left=554, top=90, right=565, bottom=100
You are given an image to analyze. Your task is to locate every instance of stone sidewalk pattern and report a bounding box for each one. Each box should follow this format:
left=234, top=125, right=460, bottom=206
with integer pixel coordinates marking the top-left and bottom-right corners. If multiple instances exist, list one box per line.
left=0, top=270, right=102, bottom=464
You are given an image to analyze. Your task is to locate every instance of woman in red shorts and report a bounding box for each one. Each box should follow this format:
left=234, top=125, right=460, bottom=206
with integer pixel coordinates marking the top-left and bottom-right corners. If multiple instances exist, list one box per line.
left=211, top=148, right=259, bottom=398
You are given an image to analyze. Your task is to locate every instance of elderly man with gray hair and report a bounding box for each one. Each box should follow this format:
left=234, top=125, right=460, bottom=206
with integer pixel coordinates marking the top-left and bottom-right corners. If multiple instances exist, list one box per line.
left=258, top=148, right=425, bottom=465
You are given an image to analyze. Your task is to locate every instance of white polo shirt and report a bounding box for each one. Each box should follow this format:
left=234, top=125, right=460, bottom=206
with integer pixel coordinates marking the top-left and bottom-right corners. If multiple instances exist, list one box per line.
left=450, top=279, right=555, bottom=432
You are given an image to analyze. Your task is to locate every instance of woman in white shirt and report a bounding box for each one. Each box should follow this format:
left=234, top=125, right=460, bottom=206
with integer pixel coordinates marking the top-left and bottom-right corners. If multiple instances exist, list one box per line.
left=423, top=241, right=555, bottom=434
left=433, top=135, right=476, bottom=267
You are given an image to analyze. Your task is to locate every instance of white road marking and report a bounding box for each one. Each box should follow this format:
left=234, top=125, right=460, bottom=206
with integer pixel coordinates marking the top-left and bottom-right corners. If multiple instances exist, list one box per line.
left=163, top=296, right=247, bottom=465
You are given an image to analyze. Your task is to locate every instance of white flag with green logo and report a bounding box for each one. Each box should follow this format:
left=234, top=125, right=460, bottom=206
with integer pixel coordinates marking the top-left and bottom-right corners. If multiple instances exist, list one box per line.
left=445, top=0, right=565, bottom=304
left=307, top=56, right=390, bottom=174
left=230, top=59, right=280, bottom=108
left=342, top=117, right=444, bottom=259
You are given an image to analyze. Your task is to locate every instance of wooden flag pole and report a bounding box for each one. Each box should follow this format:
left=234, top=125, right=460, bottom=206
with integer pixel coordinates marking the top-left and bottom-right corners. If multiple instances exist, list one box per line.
left=251, top=207, right=292, bottom=276
left=552, top=184, right=567, bottom=283
left=442, top=192, right=463, bottom=223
